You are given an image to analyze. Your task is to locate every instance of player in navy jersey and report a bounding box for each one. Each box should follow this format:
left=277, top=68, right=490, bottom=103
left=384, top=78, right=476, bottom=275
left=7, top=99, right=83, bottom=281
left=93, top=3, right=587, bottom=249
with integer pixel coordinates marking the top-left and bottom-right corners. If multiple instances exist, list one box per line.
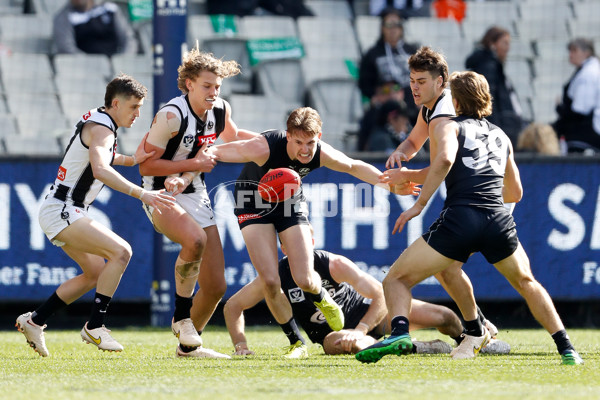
left=356, top=71, right=583, bottom=365
left=378, top=46, right=505, bottom=352
left=224, top=247, right=490, bottom=357
left=138, top=48, right=258, bottom=358
left=208, top=107, right=419, bottom=356
left=16, top=74, right=175, bottom=356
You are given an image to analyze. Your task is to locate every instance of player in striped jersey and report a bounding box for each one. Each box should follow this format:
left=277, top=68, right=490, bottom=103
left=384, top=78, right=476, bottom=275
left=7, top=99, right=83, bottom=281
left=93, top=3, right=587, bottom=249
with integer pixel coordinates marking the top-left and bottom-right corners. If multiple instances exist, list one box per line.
left=16, top=74, right=175, bottom=356
left=139, top=49, right=257, bottom=358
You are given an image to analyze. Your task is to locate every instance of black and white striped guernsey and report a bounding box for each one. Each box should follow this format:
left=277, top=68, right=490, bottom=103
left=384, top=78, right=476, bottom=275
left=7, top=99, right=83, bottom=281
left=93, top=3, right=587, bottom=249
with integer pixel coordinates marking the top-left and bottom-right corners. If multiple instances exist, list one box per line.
left=48, top=107, right=117, bottom=208
left=141, top=95, right=227, bottom=193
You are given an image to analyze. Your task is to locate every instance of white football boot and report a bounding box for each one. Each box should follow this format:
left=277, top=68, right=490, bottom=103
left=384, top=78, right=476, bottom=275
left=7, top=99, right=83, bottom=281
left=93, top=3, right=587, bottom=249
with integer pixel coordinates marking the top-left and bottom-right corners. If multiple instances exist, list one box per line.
left=81, top=323, right=124, bottom=352
left=16, top=312, right=49, bottom=357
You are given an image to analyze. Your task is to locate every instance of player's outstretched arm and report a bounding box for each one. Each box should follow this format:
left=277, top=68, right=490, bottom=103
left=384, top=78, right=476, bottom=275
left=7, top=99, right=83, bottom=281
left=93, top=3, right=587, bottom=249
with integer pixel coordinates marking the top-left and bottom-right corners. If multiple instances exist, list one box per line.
left=385, top=110, right=429, bottom=169
left=87, top=124, right=176, bottom=213
left=209, top=135, right=270, bottom=164
left=392, top=120, right=458, bottom=234
left=223, top=278, right=265, bottom=356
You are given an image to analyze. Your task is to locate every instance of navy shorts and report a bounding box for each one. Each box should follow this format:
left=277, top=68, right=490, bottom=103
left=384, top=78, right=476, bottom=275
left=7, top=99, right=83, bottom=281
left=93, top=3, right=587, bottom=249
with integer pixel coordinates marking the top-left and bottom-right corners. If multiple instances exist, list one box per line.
left=235, top=200, right=309, bottom=233
left=423, top=205, right=519, bottom=264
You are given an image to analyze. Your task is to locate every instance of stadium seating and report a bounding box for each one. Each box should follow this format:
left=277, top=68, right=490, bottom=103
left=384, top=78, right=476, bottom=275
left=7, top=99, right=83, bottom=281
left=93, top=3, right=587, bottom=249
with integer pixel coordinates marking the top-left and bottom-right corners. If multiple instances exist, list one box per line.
left=0, top=1, right=596, bottom=154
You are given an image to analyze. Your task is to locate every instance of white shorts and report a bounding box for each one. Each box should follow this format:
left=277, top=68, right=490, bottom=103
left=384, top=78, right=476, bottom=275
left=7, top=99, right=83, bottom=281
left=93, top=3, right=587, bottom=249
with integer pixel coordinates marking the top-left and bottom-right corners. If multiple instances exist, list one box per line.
left=38, top=197, right=88, bottom=246
left=143, top=190, right=216, bottom=229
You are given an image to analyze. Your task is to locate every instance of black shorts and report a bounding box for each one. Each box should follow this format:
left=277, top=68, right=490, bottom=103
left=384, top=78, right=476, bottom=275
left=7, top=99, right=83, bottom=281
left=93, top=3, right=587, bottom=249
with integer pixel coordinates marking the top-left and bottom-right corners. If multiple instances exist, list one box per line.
left=423, top=205, right=519, bottom=264
left=235, top=200, right=309, bottom=233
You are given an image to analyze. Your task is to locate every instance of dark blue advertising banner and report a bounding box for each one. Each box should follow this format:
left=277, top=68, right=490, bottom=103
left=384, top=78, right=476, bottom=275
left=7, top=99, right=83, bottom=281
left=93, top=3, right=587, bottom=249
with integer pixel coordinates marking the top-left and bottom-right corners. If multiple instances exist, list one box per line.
left=1, top=158, right=599, bottom=309
left=0, top=160, right=153, bottom=302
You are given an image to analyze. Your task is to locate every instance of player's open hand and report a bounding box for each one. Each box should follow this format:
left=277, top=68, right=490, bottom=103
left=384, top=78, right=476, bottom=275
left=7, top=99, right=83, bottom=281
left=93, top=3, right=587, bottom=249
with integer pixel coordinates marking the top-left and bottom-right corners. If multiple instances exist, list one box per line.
left=392, top=202, right=425, bottom=234
left=390, top=181, right=420, bottom=196
left=380, top=167, right=410, bottom=185
left=233, top=343, right=255, bottom=356
left=133, top=132, right=155, bottom=164
left=164, top=175, right=191, bottom=196
left=140, top=189, right=176, bottom=215
left=385, top=150, right=409, bottom=169
left=333, top=329, right=365, bottom=353
left=194, top=142, right=217, bottom=172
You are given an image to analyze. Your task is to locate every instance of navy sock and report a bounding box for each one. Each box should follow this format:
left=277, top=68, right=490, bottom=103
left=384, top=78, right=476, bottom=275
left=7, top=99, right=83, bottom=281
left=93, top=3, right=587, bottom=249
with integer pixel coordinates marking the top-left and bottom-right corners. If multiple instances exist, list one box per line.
left=464, top=318, right=484, bottom=337
left=280, top=318, right=306, bottom=345
left=87, top=293, right=112, bottom=329
left=390, top=316, right=409, bottom=337
left=552, top=329, right=575, bottom=355
left=32, top=291, right=67, bottom=326
left=307, top=287, right=326, bottom=303
left=173, top=293, right=193, bottom=323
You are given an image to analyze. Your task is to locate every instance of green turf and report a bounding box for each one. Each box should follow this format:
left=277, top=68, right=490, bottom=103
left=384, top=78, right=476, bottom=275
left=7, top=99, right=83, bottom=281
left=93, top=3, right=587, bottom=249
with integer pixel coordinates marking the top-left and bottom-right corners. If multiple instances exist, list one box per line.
left=2, top=326, right=598, bottom=400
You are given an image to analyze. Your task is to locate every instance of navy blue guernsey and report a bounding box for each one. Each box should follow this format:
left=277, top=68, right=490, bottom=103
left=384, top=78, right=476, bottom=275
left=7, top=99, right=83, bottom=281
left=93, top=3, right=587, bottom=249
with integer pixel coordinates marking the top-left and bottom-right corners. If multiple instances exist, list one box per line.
left=279, top=250, right=370, bottom=344
left=444, top=116, right=510, bottom=209
left=234, top=130, right=321, bottom=208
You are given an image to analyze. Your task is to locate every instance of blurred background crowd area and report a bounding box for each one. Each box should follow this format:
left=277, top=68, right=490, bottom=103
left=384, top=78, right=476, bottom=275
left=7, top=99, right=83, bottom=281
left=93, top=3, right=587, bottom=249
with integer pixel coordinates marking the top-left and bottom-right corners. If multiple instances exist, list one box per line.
left=0, top=0, right=598, bottom=158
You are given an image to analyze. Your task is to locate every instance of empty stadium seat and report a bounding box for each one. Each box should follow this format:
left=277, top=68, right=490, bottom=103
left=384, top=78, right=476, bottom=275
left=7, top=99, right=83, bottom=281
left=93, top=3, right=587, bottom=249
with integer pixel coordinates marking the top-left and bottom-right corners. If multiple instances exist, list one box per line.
left=228, top=94, right=291, bottom=133
left=3, top=134, right=62, bottom=156
left=355, top=15, right=380, bottom=54
left=239, top=15, right=297, bottom=39
left=305, top=0, right=354, bottom=19
left=297, top=17, right=361, bottom=61
left=0, top=53, right=54, bottom=79
left=201, top=37, right=252, bottom=94
left=0, top=14, right=52, bottom=53
left=54, top=54, right=113, bottom=81
left=255, top=59, right=305, bottom=108
left=15, top=112, right=70, bottom=138
left=0, top=113, right=19, bottom=136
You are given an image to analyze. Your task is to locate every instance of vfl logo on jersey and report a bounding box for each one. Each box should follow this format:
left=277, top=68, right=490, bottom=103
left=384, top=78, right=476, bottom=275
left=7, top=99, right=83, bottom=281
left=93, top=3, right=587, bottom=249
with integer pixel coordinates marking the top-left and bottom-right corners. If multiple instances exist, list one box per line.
left=61, top=211, right=69, bottom=220
left=57, top=166, right=67, bottom=181
left=183, top=134, right=195, bottom=148
left=82, top=111, right=91, bottom=121
left=198, top=133, right=217, bottom=146
left=288, top=287, right=305, bottom=304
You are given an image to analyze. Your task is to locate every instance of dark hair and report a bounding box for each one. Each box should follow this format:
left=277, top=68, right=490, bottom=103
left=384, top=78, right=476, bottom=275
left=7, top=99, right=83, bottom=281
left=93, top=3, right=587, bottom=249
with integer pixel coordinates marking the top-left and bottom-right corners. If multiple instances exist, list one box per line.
left=408, top=46, right=449, bottom=86
left=480, top=26, right=510, bottom=49
left=104, top=74, right=147, bottom=108
left=449, top=71, right=492, bottom=119
left=568, top=37, right=595, bottom=57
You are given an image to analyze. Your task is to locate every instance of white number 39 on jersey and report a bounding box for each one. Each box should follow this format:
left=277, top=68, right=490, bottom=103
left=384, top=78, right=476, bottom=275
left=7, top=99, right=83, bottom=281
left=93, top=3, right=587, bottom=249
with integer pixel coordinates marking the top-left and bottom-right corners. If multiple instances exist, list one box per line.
left=461, top=124, right=509, bottom=175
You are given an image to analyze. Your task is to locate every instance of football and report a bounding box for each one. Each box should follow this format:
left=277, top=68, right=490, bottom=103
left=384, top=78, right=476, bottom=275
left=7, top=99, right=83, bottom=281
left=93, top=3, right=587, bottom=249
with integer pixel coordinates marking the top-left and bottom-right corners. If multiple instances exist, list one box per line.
left=258, top=168, right=301, bottom=203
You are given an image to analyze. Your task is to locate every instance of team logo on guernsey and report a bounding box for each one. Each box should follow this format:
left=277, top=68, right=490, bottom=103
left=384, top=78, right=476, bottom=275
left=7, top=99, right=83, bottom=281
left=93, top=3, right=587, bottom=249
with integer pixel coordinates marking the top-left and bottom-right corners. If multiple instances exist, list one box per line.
left=183, top=134, right=194, bottom=148
left=297, top=168, right=311, bottom=177
left=288, top=287, right=305, bottom=303
left=61, top=211, right=69, bottom=220
left=207, top=121, right=214, bottom=130
left=57, top=166, right=67, bottom=181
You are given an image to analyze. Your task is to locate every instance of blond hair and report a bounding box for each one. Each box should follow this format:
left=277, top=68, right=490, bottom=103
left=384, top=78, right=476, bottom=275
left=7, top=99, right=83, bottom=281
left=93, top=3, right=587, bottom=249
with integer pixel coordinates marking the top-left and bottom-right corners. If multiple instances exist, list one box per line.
left=449, top=71, right=492, bottom=119
left=517, top=123, right=560, bottom=155
left=286, top=107, right=322, bottom=136
left=177, top=48, right=241, bottom=94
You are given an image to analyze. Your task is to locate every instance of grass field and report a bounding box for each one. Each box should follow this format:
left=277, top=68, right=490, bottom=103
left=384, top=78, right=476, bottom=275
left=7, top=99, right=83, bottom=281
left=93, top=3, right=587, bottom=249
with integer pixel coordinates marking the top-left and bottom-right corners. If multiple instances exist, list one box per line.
left=2, top=326, right=599, bottom=400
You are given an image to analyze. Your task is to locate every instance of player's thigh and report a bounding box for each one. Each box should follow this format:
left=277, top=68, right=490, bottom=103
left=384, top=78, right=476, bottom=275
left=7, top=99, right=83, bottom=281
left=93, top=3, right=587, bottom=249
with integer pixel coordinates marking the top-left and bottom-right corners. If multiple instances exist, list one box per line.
left=408, top=299, right=454, bottom=330
left=241, top=224, right=280, bottom=281
left=54, top=217, right=130, bottom=261
left=152, top=203, right=206, bottom=246
left=61, top=243, right=106, bottom=278
left=278, top=224, right=313, bottom=280
left=492, top=242, right=534, bottom=287
left=198, top=225, right=225, bottom=284
left=386, top=237, right=456, bottom=287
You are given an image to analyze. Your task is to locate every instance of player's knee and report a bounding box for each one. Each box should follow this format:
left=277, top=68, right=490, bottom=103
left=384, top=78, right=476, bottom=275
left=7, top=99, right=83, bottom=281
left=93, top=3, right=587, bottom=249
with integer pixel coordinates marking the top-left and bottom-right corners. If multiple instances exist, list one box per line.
left=261, top=277, right=281, bottom=297
left=205, top=279, right=226, bottom=300
left=182, top=236, right=206, bottom=259
left=114, top=243, right=133, bottom=267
